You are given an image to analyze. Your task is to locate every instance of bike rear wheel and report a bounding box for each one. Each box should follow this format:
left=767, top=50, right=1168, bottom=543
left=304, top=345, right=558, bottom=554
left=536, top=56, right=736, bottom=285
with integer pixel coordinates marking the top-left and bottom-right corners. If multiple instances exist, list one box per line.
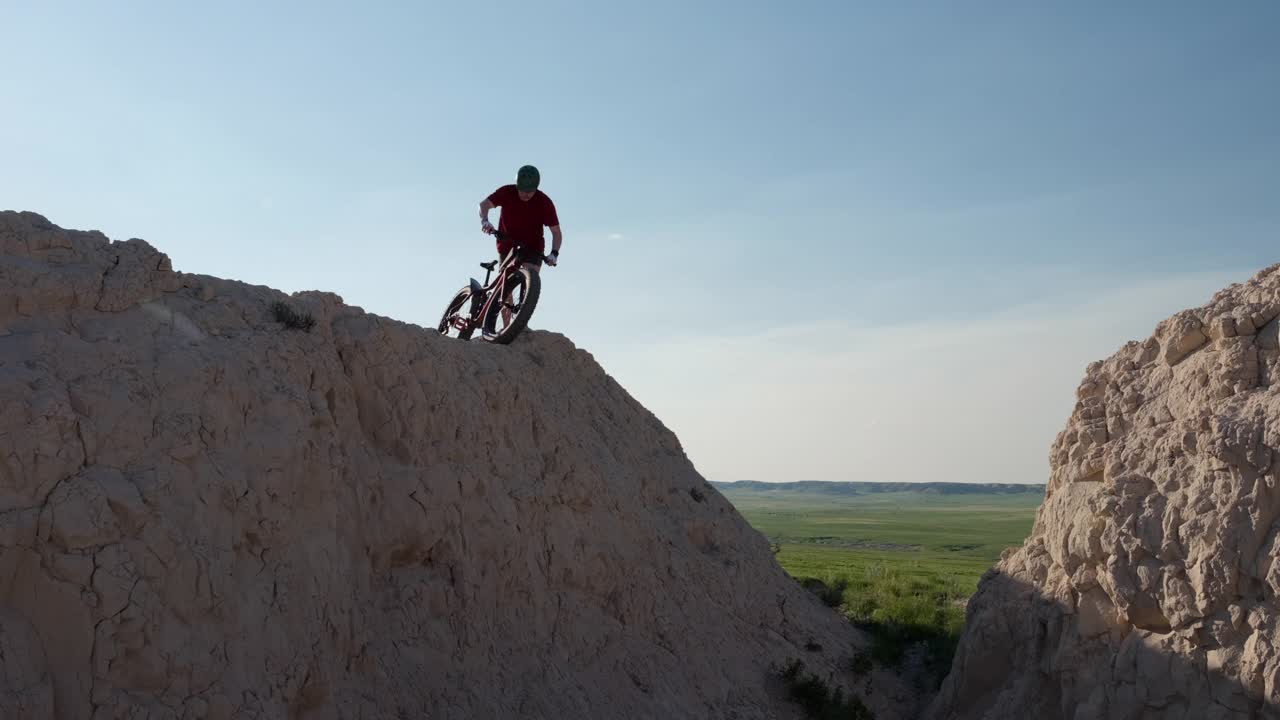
left=482, top=267, right=540, bottom=344
left=437, top=286, right=476, bottom=340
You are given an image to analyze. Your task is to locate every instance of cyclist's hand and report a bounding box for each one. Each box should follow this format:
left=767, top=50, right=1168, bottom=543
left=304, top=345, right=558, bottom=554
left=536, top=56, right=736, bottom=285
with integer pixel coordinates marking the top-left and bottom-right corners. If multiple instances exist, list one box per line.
left=481, top=220, right=495, bottom=235
left=545, top=252, right=558, bottom=267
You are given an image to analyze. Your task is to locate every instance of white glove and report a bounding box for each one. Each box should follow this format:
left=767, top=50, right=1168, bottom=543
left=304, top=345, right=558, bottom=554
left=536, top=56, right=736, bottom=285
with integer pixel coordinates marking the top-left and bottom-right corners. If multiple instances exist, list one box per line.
left=481, top=220, right=495, bottom=234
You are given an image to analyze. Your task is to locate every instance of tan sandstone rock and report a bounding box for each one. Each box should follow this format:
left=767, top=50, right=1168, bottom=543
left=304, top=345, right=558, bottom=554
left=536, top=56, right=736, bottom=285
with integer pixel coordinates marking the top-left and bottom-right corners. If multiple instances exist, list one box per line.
left=0, top=211, right=909, bottom=719
left=928, top=263, right=1280, bottom=720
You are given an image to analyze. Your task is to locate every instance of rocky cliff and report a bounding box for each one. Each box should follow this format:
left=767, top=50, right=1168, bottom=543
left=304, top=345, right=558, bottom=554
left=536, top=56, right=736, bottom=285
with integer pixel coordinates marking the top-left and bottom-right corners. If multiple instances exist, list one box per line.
left=0, top=211, right=906, bottom=719
left=928, top=264, right=1280, bottom=719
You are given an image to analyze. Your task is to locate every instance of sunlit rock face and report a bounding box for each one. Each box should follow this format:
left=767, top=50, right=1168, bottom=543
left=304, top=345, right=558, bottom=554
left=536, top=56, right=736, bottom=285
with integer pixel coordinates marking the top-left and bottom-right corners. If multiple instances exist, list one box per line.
left=929, top=263, right=1280, bottom=719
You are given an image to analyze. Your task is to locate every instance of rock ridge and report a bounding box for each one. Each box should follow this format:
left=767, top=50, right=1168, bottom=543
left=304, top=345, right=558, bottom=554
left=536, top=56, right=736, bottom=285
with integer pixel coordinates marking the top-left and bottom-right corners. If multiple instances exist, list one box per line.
left=0, top=211, right=908, bottom=719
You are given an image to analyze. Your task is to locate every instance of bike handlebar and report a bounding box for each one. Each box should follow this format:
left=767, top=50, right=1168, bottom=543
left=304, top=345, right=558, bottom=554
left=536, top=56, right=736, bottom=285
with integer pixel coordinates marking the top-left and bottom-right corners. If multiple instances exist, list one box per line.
left=488, top=230, right=553, bottom=264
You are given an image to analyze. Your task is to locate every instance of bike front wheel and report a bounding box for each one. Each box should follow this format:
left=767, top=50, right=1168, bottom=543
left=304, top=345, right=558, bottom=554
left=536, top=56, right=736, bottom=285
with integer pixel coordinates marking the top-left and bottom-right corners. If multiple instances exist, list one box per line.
left=437, top=286, right=476, bottom=340
left=482, top=267, right=540, bottom=344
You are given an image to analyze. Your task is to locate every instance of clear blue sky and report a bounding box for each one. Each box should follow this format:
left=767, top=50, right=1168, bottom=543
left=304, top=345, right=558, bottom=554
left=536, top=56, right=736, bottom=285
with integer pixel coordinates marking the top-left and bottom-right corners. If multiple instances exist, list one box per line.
left=5, top=2, right=1278, bottom=484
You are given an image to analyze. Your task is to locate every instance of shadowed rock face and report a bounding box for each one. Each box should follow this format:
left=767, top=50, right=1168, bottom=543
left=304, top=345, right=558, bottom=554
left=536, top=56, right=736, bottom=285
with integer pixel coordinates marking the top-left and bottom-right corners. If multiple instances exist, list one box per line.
left=0, top=211, right=910, bottom=719
left=929, top=264, right=1280, bottom=720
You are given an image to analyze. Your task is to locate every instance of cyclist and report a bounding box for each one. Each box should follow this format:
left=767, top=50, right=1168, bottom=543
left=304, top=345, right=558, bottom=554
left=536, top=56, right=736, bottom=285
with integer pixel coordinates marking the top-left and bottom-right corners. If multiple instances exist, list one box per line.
left=478, top=165, right=561, bottom=333
left=479, top=165, right=561, bottom=270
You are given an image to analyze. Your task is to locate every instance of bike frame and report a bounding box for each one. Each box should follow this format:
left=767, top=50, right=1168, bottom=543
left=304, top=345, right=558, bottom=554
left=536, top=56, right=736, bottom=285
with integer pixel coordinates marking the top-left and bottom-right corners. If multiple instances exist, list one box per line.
left=448, top=244, right=540, bottom=334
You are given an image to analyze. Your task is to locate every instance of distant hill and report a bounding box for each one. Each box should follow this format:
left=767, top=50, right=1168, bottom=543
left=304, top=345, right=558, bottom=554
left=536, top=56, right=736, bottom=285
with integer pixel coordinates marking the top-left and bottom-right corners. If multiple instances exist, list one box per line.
left=712, top=480, right=1045, bottom=496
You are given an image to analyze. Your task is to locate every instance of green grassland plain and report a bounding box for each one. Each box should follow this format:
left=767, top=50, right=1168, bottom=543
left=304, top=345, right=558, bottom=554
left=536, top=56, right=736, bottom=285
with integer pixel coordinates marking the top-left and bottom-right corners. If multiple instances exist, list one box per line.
left=722, top=489, right=1040, bottom=589
left=714, top=482, right=1043, bottom=679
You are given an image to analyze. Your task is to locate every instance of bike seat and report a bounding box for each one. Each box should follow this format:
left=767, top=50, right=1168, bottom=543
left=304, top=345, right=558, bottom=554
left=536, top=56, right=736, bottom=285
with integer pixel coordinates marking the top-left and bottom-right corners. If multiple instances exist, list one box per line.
left=479, top=261, right=497, bottom=272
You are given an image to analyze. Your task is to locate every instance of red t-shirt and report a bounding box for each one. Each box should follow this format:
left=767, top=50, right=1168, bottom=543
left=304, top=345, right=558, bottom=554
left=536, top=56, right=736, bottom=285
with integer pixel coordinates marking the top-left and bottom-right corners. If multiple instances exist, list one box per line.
left=486, top=184, right=559, bottom=254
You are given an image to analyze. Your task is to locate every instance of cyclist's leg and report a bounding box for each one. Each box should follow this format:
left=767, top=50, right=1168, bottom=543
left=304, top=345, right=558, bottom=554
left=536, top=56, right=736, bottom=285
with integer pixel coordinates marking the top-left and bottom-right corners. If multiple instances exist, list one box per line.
left=522, top=247, right=544, bottom=274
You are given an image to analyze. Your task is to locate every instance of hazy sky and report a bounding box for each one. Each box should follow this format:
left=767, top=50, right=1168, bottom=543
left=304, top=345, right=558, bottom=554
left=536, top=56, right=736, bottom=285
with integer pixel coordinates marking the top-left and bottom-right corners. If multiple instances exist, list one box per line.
left=4, top=2, right=1278, bottom=484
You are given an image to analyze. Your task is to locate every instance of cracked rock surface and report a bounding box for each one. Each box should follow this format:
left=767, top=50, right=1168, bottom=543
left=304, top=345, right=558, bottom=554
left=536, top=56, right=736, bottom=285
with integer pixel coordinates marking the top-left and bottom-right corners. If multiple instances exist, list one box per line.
left=0, top=211, right=908, bottom=719
left=927, top=264, right=1280, bottom=720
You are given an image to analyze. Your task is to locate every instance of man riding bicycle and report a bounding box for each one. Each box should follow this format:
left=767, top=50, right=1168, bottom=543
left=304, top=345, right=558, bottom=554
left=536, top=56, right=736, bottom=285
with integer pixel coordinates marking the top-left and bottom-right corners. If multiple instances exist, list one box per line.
left=480, top=165, right=562, bottom=270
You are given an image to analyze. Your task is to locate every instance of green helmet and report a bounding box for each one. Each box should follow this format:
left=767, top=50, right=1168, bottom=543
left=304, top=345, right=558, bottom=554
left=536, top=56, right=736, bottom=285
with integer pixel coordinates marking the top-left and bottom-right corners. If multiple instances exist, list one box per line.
left=516, top=165, right=540, bottom=192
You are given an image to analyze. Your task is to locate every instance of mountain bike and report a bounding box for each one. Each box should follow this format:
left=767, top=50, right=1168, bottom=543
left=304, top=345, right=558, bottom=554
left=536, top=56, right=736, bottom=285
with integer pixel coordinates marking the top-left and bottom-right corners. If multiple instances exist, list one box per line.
left=436, top=232, right=548, bottom=345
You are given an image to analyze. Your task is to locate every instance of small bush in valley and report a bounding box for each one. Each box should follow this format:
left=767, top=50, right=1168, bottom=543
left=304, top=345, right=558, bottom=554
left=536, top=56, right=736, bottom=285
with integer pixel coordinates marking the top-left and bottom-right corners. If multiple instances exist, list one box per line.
left=777, top=658, right=875, bottom=720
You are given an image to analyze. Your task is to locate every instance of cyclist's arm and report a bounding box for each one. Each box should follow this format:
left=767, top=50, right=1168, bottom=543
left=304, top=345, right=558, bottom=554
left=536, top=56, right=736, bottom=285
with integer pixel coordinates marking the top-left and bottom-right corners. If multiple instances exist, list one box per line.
left=479, top=199, right=495, bottom=225
left=549, top=225, right=562, bottom=255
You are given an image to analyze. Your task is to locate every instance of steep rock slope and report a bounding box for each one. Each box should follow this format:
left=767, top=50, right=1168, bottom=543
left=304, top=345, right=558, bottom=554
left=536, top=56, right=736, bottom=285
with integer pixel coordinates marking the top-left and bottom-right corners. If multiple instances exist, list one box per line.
left=0, top=211, right=905, bottom=719
left=928, top=264, right=1280, bottom=719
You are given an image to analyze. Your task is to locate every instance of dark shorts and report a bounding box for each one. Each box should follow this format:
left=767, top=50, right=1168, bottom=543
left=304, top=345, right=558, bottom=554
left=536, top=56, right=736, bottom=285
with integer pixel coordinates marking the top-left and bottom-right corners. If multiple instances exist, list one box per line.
left=497, top=243, right=543, bottom=268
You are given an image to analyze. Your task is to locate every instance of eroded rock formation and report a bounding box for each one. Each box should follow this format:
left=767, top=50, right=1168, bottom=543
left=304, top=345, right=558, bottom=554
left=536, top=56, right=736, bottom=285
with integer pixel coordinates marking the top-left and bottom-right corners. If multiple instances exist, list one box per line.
left=0, top=211, right=907, bottom=719
left=929, top=264, right=1280, bottom=719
